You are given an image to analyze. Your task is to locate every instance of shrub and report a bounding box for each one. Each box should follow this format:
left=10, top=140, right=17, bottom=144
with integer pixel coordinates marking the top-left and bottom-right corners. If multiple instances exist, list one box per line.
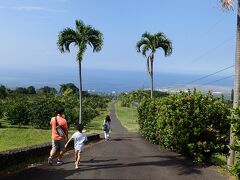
left=6, top=100, right=30, bottom=126
left=138, top=90, right=230, bottom=164
left=28, top=97, right=62, bottom=129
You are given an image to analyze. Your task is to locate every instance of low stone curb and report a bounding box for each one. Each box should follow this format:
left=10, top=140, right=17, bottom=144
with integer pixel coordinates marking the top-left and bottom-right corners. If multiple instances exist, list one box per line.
left=0, top=133, right=100, bottom=170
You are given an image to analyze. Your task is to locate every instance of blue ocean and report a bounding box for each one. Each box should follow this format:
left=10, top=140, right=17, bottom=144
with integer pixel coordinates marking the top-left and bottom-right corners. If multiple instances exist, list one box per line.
left=0, top=67, right=234, bottom=94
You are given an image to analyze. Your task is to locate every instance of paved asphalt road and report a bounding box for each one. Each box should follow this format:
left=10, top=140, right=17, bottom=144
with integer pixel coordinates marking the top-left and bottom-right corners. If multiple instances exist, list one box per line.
left=1, top=105, right=228, bottom=180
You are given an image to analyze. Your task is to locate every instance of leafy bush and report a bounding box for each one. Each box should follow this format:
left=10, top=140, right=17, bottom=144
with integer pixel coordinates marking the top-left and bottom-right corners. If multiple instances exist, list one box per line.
left=3, top=91, right=110, bottom=129
left=0, top=101, right=4, bottom=119
left=138, top=90, right=230, bottom=164
left=6, top=100, right=30, bottom=126
left=28, top=97, right=62, bottom=129
left=119, top=90, right=169, bottom=107
left=228, top=107, right=240, bottom=178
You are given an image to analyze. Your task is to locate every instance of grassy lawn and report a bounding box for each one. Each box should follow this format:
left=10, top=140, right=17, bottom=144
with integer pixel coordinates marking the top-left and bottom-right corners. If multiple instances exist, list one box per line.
left=0, top=128, right=51, bottom=152
left=115, top=101, right=139, bottom=132
left=0, top=107, right=109, bottom=152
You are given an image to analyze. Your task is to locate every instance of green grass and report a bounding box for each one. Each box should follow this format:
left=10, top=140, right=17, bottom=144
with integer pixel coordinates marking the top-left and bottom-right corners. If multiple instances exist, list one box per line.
left=115, top=101, right=139, bottom=132
left=211, top=154, right=237, bottom=179
left=0, top=128, right=51, bottom=152
left=211, top=154, right=227, bottom=167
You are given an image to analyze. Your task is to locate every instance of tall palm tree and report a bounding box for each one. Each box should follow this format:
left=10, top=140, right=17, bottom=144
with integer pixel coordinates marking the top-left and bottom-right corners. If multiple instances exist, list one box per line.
left=136, top=32, right=172, bottom=98
left=221, top=0, right=239, bottom=166
left=57, top=20, right=103, bottom=123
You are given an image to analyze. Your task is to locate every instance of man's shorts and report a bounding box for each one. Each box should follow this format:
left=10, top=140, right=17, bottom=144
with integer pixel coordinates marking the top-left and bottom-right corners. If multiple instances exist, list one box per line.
left=52, top=139, right=66, bottom=152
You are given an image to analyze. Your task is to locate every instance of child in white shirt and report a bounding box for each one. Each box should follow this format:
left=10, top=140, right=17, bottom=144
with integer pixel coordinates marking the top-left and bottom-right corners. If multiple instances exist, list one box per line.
left=103, top=115, right=111, bottom=141
left=65, top=123, right=87, bottom=169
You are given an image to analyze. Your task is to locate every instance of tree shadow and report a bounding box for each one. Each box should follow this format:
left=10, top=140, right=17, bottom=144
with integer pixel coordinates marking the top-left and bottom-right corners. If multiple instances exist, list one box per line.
left=0, top=167, right=77, bottom=180
left=81, top=158, right=117, bottom=163
left=77, top=155, right=203, bottom=176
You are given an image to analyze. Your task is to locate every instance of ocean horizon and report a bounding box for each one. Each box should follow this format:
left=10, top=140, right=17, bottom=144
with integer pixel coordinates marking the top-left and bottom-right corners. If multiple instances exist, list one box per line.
left=0, top=67, right=234, bottom=94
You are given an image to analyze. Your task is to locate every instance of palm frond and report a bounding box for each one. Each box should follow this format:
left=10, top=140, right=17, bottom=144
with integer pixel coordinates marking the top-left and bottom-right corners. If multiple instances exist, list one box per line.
left=136, top=39, right=149, bottom=53
left=57, top=28, right=77, bottom=53
left=86, top=26, right=104, bottom=52
left=221, top=0, right=234, bottom=10
left=75, top=20, right=86, bottom=34
left=142, top=44, right=151, bottom=57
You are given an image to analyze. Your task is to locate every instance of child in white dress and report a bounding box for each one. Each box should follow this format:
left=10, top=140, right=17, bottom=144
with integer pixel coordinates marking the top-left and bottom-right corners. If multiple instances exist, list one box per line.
left=65, top=123, right=87, bottom=169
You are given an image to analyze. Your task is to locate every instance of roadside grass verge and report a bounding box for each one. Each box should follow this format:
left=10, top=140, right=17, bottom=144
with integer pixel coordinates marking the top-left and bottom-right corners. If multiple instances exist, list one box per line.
left=211, top=154, right=236, bottom=179
left=115, top=101, right=139, bottom=132
left=0, top=128, right=51, bottom=152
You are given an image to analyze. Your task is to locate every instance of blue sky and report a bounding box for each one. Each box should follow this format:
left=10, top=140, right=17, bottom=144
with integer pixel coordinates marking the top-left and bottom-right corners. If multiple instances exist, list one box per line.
left=0, top=0, right=237, bottom=90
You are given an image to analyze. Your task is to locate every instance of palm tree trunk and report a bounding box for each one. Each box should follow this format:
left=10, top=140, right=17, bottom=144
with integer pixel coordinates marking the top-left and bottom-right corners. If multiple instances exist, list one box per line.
left=78, top=60, right=83, bottom=124
left=228, top=0, right=240, bottom=166
left=150, top=59, right=154, bottom=99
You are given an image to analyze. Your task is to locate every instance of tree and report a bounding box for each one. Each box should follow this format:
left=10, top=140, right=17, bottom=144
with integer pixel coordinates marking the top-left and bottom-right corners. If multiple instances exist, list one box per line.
left=221, top=0, right=239, bottom=166
left=27, top=86, right=36, bottom=94
left=36, top=86, right=57, bottom=95
left=136, top=32, right=172, bottom=98
left=0, top=85, right=7, bottom=99
left=14, top=87, right=28, bottom=94
left=60, top=83, right=79, bottom=95
left=57, top=20, right=103, bottom=123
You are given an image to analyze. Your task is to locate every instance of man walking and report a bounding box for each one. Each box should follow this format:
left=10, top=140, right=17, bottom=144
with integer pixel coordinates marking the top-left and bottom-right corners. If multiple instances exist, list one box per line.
left=48, top=107, right=68, bottom=165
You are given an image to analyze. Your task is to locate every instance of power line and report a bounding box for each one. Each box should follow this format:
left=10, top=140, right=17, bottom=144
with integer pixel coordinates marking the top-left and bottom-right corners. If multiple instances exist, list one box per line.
left=165, top=65, right=234, bottom=90
left=187, top=36, right=234, bottom=66
left=186, top=65, right=234, bottom=84
left=202, top=75, right=234, bottom=86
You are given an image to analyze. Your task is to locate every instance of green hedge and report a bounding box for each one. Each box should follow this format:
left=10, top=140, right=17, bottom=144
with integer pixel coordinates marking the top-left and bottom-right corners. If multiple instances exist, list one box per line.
left=4, top=94, right=109, bottom=129
left=138, top=90, right=230, bottom=163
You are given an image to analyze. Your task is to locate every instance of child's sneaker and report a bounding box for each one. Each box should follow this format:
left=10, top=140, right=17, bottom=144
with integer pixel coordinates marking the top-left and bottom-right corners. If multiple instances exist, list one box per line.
left=57, top=159, right=64, bottom=165
left=75, top=165, right=79, bottom=169
left=48, top=157, right=53, bottom=165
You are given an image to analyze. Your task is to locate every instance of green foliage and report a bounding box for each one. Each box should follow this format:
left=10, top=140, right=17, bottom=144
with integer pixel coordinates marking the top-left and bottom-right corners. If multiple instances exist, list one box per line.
left=2, top=91, right=110, bottom=129
left=119, top=90, right=169, bottom=107
left=0, top=85, right=7, bottom=99
left=27, top=86, right=36, bottom=94
left=228, top=107, right=240, bottom=178
left=28, top=97, right=62, bottom=129
left=6, top=100, right=30, bottom=126
left=229, top=153, right=240, bottom=179
left=60, top=83, right=79, bottom=95
left=36, top=86, right=57, bottom=96
left=138, top=90, right=230, bottom=164
left=0, top=101, right=4, bottom=119
left=57, top=19, right=103, bottom=61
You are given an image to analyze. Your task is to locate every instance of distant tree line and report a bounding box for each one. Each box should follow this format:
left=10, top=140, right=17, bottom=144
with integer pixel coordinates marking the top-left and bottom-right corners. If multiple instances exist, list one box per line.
left=0, top=83, right=110, bottom=128
left=0, top=83, right=83, bottom=98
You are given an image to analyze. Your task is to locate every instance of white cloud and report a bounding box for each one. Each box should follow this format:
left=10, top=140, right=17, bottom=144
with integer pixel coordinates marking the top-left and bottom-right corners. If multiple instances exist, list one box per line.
left=10, top=6, right=65, bottom=13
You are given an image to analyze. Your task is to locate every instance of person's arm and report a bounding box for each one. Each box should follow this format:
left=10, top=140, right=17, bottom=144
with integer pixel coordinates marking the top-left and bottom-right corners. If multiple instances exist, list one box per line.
left=65, top=136, right=73, bottom=148
left=64, top=121, right=68, bottom=140
left=65, top=128, right=68, bottom=140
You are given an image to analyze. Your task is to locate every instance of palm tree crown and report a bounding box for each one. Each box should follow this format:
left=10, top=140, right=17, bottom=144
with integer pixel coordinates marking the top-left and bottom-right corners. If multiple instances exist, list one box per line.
left=57, top=20, right=103, bottom=61
left=136, top=32, right=172, bottom=57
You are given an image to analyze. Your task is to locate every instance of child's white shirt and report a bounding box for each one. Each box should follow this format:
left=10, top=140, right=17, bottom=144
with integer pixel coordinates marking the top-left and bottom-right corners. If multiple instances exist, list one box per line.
left=71, top=131, right=87, bottom=151
left=103, top=120, right=111, bottom=131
